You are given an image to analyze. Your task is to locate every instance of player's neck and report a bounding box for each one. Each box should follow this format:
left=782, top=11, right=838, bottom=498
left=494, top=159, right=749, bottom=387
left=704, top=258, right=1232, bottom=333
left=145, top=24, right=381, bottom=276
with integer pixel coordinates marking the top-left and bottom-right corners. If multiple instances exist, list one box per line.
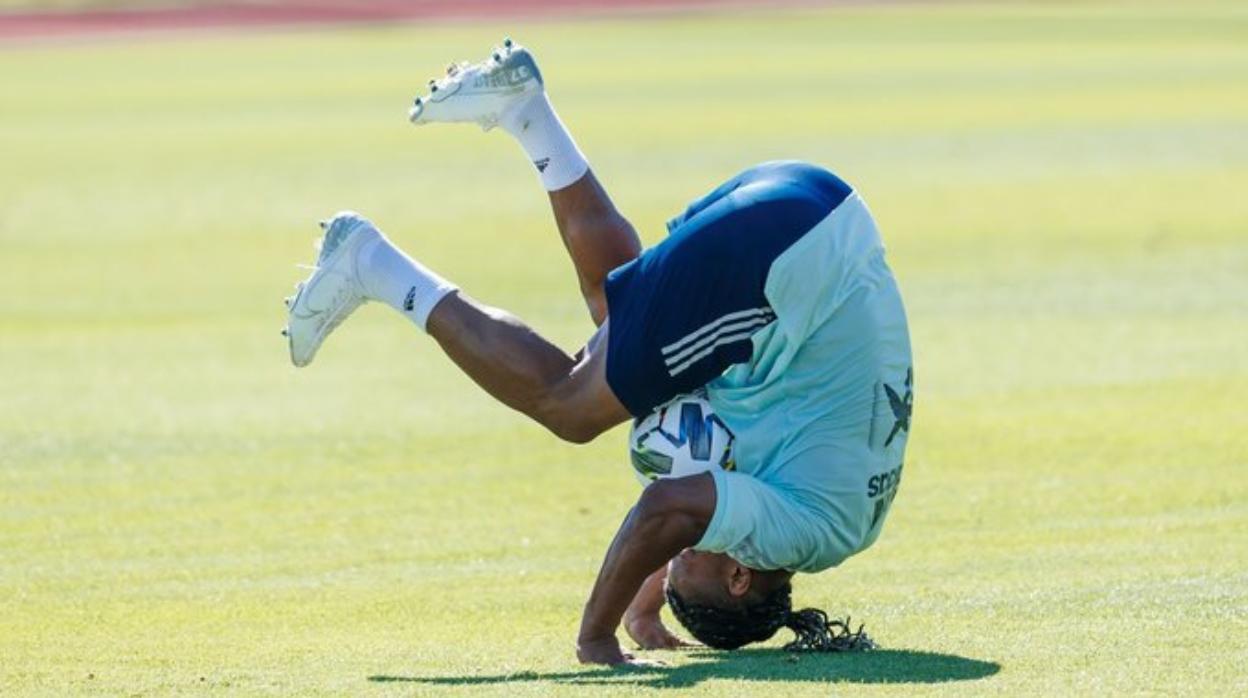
left=750, top=568, right=795, bottom=595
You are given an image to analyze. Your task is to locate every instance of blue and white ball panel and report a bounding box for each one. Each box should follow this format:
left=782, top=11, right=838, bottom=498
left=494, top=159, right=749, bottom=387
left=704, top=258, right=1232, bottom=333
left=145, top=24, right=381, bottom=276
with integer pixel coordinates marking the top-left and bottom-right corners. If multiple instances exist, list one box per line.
left=603, top=161, right=853, bottom=417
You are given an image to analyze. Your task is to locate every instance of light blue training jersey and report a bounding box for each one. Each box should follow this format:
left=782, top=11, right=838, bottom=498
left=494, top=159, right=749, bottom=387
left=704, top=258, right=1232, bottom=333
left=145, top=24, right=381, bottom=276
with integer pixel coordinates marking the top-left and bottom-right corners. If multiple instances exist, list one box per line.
left=695, top=191, right=913, bottom=573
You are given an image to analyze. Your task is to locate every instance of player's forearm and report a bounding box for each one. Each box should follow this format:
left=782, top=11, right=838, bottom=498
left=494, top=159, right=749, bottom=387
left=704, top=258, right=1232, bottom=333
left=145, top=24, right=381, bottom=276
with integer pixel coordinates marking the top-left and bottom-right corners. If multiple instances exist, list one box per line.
left=577, top=482, right=711, bottom=644
left=578, top=513, right=693, bottom=643
left=624, top=565, right=669, bottom=627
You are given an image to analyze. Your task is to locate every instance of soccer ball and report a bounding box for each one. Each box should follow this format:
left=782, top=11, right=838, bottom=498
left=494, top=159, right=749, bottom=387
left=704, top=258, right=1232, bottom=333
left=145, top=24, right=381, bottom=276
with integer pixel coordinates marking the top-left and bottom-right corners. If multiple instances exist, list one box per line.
left=629, top=391, right=735, bottom=486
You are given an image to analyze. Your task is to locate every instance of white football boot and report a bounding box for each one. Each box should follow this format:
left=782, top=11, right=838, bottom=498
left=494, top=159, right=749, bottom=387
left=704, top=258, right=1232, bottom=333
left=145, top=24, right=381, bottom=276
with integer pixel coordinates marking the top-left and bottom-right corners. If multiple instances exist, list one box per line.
left=408, top=37, right=544, bottom=131
left=283, top=211, right=380, bottom=368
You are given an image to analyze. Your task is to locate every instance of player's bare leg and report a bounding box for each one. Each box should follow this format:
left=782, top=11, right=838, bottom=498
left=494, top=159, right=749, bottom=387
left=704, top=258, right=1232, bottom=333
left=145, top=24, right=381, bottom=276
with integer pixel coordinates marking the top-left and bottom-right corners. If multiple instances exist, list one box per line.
left=284, top=212, right=629, bottom=442
left=408, top=39, right=642, bottom=325
left=425, top=293, right=627, bottom=443
left=288, top=41, right=638, bottom=441
left=546, top=172, right=641, bottom=325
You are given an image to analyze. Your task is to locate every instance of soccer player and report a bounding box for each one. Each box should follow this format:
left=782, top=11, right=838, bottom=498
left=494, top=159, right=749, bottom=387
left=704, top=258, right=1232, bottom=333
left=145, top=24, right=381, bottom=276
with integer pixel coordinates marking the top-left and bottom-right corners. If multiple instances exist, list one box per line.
left=283, top=40, right=913, bottom=666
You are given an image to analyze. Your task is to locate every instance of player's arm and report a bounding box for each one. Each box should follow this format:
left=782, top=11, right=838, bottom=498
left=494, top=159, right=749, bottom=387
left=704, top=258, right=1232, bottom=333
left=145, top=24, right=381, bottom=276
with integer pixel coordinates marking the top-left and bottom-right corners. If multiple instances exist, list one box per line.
left=623, top=563, right=696, bottom=650
left=576, top=474, right=715, bottom=666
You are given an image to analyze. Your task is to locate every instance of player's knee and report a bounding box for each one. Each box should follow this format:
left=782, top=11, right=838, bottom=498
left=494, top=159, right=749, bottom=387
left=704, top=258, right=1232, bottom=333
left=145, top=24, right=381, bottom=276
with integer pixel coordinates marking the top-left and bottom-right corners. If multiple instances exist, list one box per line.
left=555, top=422, right=601, bottom=445
left=536, top=403, right=604, bottom=444
left=532, top=385, right=610, bottom=444
left=529, top=327, right=621, bottom=444
left=584, top=291, right=608, bottom=328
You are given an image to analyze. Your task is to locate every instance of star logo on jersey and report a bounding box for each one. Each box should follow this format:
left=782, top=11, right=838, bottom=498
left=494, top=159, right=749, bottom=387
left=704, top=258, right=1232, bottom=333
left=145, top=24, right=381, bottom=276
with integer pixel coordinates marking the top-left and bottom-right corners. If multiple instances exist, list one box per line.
left=883, top=368, right=913, bottom=448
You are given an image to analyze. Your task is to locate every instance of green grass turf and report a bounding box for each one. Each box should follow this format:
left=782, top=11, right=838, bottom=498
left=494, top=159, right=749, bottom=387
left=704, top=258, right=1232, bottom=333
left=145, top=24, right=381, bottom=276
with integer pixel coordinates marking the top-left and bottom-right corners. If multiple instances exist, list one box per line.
left=2, top=2, right=1247, bottom=695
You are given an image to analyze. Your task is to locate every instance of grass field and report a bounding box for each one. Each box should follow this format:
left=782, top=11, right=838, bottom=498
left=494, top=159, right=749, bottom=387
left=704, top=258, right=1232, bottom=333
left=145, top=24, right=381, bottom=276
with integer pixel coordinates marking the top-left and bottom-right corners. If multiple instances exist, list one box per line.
left=2, top=2, right=1247, bottom=695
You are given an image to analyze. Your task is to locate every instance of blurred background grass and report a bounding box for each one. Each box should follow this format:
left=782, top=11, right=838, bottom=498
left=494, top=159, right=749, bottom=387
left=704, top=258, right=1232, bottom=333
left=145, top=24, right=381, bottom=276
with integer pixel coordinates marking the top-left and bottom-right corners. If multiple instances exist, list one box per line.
left=1, top=1, right=1246, bottom=695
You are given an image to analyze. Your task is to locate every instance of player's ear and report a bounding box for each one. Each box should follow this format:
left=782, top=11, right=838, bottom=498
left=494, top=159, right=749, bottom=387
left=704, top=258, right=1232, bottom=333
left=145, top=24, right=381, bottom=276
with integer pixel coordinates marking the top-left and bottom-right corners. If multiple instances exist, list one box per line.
left=726, top=562, right=751, bottom=598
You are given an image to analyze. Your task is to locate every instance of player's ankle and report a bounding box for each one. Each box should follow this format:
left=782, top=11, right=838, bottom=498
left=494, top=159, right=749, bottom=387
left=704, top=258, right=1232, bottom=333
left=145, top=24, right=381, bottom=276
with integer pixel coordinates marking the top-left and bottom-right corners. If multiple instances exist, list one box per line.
left=500, top=93, right=589, bottom=192
left=357, top=236, right=457, bottom=332
left=498, top=91, right=545, bottom=136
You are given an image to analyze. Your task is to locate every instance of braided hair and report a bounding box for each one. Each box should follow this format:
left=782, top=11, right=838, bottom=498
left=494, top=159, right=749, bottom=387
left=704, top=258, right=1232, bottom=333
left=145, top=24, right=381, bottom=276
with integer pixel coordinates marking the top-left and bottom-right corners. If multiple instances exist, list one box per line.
left=665, top=583, right=876, bottom=652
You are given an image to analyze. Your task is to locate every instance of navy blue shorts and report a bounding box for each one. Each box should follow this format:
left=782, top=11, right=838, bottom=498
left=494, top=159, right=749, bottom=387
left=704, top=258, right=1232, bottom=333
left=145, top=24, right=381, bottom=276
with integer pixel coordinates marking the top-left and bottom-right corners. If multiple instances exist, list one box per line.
left=604, top=161, right=853, bottom=417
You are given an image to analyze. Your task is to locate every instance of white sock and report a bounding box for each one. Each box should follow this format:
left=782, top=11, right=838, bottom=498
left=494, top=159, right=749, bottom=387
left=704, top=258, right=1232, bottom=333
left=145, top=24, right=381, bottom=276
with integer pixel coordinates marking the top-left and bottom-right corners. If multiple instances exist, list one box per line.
left=499, top=93, right=589, bottom=191
left=356, top=236, right=456, bottom=332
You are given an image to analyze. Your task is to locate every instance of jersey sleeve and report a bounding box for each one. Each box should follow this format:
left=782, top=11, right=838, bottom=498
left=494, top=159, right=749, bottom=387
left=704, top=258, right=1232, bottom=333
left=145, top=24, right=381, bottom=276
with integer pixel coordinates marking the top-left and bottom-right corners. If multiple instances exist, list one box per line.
left=694, top=468, right=851, bottom=573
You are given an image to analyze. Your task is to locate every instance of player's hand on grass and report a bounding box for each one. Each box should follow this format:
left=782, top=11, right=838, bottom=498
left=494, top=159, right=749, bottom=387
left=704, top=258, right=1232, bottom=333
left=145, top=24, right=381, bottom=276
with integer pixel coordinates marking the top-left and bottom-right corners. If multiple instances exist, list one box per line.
left=624, top=612, right=697, bottom=650
left=576, top=634, right=667, bottom=668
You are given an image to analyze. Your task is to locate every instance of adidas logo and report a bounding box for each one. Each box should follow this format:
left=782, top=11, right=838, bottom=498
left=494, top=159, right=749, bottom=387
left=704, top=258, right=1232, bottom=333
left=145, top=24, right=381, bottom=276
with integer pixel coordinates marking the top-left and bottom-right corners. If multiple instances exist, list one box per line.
left=534, top=157, right=550, bottom=173
left=402, top=286, right=417, bottom=312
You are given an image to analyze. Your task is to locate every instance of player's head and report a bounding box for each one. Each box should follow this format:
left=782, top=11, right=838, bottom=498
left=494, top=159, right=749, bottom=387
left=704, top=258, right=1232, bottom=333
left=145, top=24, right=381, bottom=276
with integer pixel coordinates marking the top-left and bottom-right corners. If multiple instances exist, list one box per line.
left=665, top=549, right=873, bottom=651
left=664, top=549, right=792, bottom=648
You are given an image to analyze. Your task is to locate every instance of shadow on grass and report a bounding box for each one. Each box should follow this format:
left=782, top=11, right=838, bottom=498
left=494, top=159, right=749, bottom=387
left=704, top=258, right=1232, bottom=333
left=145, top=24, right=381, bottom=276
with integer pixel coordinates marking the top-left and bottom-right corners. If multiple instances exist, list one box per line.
left=369, top=648, right=1000, bottom=689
